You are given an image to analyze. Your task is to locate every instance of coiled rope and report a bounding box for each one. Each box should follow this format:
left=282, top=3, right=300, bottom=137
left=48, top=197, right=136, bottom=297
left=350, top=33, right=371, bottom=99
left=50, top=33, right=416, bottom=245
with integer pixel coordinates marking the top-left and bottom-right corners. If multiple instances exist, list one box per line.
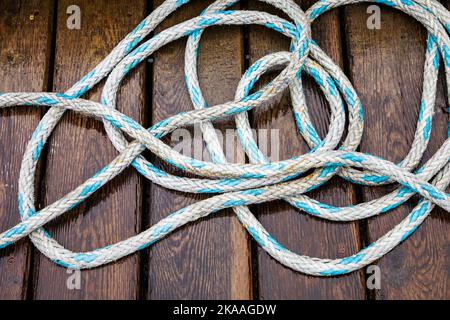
left=0, top=0, right=449, bottom=276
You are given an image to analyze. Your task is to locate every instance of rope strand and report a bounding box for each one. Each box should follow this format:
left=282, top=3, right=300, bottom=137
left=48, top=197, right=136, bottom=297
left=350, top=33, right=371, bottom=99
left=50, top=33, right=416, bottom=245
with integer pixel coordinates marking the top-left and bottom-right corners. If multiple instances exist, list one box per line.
left=0, top=0, right=448, bottom=275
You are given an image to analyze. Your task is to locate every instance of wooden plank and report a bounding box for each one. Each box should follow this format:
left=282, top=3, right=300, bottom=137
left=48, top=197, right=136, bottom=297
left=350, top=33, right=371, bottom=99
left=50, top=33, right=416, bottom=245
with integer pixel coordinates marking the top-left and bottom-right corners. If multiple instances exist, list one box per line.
left=343, top=4, right=449, bottom=299
left=146, top=0, right=251, bottom=299
left=32, top=0, right=146, bottom=299
left=248, top=0, right=366, bottom=299
left=0, top=0, right=54, bottom=300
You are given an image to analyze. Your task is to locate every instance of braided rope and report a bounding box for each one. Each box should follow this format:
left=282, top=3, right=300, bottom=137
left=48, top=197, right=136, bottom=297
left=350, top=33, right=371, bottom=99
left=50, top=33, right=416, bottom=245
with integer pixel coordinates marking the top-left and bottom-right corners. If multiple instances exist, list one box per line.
left=0, top=0, right=448, bottom=276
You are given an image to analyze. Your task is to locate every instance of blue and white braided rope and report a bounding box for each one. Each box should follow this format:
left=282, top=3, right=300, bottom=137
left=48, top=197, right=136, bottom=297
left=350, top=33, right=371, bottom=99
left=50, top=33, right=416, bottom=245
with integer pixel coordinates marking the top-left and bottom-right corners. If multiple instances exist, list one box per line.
left=0, top=0, right=448, bottom=276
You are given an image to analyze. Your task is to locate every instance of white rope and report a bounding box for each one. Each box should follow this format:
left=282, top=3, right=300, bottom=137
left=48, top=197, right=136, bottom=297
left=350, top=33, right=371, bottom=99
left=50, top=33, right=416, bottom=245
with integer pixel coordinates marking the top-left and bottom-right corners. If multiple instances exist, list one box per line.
left=0, top=0, right=448, bottom=276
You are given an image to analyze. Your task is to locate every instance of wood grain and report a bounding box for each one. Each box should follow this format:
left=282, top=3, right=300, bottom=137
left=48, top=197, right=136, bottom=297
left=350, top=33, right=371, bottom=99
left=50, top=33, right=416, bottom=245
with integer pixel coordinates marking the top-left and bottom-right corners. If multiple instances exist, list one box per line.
left=247, top=0, right=366, bottom=299
left=343, top=4, right=449, bottom=299
left=31, top=0, right=146, bottom=299
left=146, top=0, right=251, bottom=299
left=0, top=0, right=54, bottom=300
left=0, top=0, right=448, bottom=300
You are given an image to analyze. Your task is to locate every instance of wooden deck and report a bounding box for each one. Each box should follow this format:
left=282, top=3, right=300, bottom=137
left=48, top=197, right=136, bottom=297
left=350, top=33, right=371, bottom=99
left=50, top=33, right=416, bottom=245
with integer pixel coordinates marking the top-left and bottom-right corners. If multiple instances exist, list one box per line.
left=0, top=0, right=448, bottom=300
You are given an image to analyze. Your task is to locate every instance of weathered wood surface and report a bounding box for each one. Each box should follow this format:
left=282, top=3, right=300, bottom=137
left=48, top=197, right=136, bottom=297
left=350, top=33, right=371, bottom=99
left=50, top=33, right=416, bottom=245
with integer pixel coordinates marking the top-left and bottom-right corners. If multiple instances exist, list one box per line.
left=32, top=0, right=146, bottom=299
left=247, top=0, right=366, bottom=300
left=0, top=0, right=448, bottom=300
left=147, top=0, right=251, bottom=300
left=0, top=0, right=54, bottom=299
left=343, top=3, right=449, bottom=299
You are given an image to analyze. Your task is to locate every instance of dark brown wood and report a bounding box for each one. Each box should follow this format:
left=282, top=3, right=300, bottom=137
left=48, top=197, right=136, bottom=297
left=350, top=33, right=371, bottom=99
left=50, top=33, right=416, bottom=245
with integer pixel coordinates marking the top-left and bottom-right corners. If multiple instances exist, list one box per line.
left=0, top=0, right=54, bottom=300
left=0, top=0, right=448, bottom=300
left=343, top=4, right=449, bottom=299
left=31, top=0, right=146, bottom=299
left=247, top=0, right=366, bottom=299
left=146, top=0, right=251, bottom=299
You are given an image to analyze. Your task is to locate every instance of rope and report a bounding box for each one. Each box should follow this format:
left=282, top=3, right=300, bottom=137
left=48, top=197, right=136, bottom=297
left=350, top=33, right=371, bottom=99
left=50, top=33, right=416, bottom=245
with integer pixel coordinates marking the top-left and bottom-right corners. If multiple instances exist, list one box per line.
left=0, top=0, right=448, bottom=276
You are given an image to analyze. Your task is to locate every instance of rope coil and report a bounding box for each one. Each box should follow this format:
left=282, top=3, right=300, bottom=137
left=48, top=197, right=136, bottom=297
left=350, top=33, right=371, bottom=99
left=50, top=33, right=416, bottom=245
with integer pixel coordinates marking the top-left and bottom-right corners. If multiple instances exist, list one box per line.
left=0, top=0, right=449, bottom=276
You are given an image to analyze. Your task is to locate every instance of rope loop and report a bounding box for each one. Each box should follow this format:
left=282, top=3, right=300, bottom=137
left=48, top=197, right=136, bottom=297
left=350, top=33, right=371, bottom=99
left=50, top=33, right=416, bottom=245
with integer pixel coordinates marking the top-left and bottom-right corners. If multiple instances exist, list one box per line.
left=0, top=0, right=448, bottom=275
